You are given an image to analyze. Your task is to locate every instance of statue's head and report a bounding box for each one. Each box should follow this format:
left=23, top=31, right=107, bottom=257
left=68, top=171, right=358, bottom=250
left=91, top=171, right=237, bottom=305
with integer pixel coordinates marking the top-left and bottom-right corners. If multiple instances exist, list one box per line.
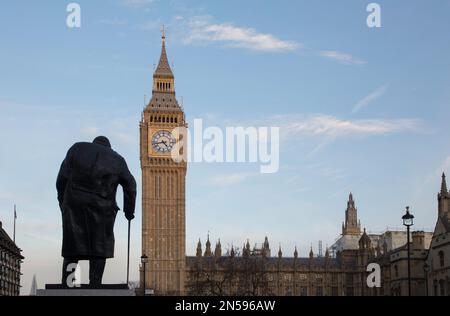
left=93, top=136, right=112, bottom=149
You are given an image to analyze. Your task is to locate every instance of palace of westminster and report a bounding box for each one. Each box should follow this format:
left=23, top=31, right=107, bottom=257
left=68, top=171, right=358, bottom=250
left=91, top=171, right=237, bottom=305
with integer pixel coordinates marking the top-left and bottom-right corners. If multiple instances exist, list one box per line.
left=137, top=34, right=450, bottom=297
left=1, top=34, right=449, bottom=297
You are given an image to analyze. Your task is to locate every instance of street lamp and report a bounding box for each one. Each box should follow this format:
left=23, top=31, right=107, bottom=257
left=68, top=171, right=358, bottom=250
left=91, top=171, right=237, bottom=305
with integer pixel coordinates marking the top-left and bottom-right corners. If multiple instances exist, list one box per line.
left=141, top=254, right=148, bottom=296
left=423, top=262, right=430, bottom=296
left=402, top=207, right=414, bottom=296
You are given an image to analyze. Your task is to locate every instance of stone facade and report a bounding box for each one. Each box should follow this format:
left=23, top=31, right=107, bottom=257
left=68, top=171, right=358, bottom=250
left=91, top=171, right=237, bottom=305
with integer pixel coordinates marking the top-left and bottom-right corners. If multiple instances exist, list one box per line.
left=425, top=174, right=450, bottom=296
left=140, top=33, right=187, bottom=296
left=184, top=190, right=443, bottom=296
left=0, top=221, right=23, bottom=296
left=140, top=34, right=448, bottom=296
left=185, top=236, right=371, bottom=296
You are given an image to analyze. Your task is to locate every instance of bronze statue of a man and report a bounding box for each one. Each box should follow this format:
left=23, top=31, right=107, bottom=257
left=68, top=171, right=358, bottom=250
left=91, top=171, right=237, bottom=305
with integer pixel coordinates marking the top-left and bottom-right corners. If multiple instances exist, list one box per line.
left=56, top=136, right=137, bottom=287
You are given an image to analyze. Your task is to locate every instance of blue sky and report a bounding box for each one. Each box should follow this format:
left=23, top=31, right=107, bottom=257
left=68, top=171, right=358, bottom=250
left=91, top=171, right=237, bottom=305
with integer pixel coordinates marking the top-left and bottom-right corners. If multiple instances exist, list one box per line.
left=1, top=0, right=450, bottom=294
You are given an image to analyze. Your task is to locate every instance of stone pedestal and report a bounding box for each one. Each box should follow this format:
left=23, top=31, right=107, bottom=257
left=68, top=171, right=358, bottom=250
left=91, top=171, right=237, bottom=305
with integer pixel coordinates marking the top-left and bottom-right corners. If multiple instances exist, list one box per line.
left=36, top=284, right=136, bottom=296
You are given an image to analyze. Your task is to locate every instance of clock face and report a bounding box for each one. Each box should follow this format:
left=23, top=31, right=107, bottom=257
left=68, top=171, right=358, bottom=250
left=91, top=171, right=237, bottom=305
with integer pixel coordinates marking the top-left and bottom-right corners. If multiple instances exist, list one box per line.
left=152, top=130, right=176, bottom=154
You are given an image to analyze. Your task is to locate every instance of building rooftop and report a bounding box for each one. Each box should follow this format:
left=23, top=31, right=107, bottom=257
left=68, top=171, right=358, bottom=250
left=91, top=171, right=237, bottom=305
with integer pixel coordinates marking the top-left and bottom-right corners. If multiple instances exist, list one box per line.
left=0, top=221, right=23, bottom=257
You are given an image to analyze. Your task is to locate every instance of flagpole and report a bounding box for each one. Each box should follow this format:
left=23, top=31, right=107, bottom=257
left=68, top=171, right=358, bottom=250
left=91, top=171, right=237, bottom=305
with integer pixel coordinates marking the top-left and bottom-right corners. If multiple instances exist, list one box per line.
left=13, top=205, right=16, bottom=243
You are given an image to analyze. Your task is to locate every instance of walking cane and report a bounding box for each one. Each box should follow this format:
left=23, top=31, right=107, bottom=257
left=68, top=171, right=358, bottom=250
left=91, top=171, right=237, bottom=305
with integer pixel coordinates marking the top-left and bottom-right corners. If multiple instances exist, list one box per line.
left=127, top=219, right=131, bottom=287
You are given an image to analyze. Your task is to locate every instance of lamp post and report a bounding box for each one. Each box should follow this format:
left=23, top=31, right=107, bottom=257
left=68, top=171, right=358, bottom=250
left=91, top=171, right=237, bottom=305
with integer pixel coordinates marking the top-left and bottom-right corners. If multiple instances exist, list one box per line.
left=141, top=254, right=148, bottom=296
left=423, top=262, right=430, bottom=297
left=402, top=207, right=414, bottom=296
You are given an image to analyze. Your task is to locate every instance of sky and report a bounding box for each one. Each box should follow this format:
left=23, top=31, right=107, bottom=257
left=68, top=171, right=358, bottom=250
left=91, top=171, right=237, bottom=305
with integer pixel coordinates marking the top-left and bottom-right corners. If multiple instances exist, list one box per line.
left=1, top=0, right=450, bottom=295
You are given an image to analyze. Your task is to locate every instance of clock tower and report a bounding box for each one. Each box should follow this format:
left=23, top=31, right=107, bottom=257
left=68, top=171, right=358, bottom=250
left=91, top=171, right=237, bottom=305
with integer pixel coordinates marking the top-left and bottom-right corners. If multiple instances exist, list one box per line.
left=140, top=32, right=187, bottom=295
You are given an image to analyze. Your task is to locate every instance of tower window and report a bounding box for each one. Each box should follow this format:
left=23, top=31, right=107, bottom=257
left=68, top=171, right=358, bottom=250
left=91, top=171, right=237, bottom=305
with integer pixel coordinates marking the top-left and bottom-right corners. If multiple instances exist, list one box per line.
left=150, top=116, right=153, bottom=123
left=439, top=251, right=445, bottom=268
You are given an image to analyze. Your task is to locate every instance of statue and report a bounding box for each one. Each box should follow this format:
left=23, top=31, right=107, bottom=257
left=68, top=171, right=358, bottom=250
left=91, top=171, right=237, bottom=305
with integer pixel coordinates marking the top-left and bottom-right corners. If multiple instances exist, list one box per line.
left=56, top=136, right=137, bottom=287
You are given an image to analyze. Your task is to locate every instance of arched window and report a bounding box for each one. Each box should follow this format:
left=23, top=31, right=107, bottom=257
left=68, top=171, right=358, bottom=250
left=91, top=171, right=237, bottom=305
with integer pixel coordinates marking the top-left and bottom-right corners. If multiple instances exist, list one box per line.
left=439, top=251, right=445, bottom=268
left=394, top=265, right=399, bottom=278
left=150, top=116, right=153, bottom=123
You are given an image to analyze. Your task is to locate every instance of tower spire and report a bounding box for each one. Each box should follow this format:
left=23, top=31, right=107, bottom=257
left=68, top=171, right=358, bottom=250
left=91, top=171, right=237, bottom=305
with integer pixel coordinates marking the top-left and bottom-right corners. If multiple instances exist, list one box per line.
left=438, top=172, right=450, bottom=217
left=154, top=27, right=174, bottom=79
left=196, top=239, right=202, bottom=258
left=204, top=234, right=212, bottom=257
left=343, top=192, right=360, bottom=236
left=215, top=239, right=222, bottom=258
left=441, top=173, right=448, bottom=195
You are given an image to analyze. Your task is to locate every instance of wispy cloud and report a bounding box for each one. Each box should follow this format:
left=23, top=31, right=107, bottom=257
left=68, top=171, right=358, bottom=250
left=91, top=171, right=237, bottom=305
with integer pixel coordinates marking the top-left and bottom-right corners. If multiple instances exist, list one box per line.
left=353, top=84, right=389, bottom=113
left=181, top=16, right=300, bottom=52
left=275, top=115, right=420, bottom=139
left=319, top=50, right=366, bottom=65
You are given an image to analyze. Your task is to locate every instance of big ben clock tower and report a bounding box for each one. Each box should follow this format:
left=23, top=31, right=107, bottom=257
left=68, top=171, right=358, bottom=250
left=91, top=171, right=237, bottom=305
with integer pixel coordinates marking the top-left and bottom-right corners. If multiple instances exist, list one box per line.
left=140, top=32, right=187, bottom=296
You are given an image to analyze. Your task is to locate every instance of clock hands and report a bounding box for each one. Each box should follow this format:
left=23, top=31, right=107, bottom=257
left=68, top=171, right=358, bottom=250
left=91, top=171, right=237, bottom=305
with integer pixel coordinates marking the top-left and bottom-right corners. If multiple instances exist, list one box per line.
left=152, top=131, right=176, bottom=153
left=154, top=140, right=169, bottom=147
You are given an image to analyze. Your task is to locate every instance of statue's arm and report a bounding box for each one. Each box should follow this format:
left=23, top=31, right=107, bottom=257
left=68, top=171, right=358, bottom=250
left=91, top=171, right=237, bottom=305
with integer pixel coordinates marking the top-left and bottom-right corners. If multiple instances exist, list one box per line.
left=56, top=146, right=74, bottom=206
left=119, top=158, right=137, bottom=218
left=56, top=160, right=69, bottom=206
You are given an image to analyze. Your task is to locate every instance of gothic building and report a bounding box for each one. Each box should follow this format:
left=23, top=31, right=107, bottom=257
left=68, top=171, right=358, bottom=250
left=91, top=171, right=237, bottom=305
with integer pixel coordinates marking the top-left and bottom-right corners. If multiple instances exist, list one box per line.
left=425, top=173, right=450, bottom=296
left=185, top=195, right=378, bottom=296
left=140, top=32, right=187, bottom=295
left=185, top=234, right=371, bottom=296
left=140, top=33, right=447, bottom=296
left=0, top=221, right=23, bottom=296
